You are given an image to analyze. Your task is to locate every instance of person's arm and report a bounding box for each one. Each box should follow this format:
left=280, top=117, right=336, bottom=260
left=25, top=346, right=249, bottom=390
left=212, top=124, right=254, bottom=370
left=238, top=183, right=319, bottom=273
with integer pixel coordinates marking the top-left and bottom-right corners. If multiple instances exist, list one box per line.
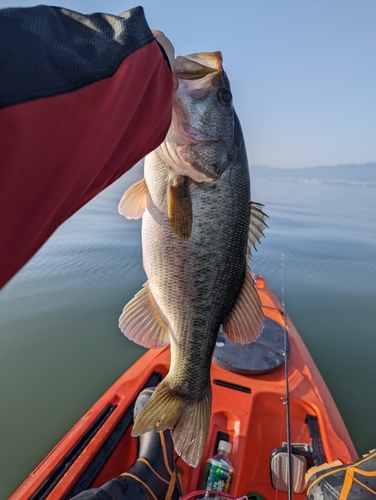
left=0, top=5, right=173, bottom=289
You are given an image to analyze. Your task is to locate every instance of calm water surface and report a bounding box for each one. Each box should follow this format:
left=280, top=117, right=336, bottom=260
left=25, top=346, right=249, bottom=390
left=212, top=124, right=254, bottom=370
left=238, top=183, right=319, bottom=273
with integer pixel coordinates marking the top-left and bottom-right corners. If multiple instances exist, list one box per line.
left=1, top=166, right=376, bottom=498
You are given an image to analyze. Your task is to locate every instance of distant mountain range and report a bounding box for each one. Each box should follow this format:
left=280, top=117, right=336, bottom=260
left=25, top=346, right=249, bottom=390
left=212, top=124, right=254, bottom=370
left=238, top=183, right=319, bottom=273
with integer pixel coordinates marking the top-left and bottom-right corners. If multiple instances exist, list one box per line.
left=251, top=163, right=376, bottom=185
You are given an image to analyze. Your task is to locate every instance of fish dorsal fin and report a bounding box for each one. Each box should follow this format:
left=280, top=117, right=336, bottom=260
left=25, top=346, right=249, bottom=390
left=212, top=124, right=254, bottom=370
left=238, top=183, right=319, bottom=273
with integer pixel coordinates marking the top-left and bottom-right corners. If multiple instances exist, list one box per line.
left=247, top=202, right=269, bottom=260
left=118, top=178, right=147, bottom=219
left=119, top=282, right=169, bottom=349
left=221, top=270, right=264, bottom=344
left=167, top=173, right=192, bottom=240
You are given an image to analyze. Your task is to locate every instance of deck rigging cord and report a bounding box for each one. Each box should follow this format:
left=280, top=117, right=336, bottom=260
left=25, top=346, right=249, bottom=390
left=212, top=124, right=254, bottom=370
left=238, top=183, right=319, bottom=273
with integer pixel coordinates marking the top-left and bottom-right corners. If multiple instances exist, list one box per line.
left=281, top=254, right=293, bottom=500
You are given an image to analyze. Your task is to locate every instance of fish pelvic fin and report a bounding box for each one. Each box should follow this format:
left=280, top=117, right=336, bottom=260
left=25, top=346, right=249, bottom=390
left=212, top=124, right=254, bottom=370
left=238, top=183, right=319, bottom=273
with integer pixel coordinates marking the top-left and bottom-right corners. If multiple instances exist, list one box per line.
left=118, top=178, right=147, bottom=219
left=119, top=282, right=169, bottom=349
left=132, top=379, right=211, bottom=468
left=167, top=174, right=192, bottom=240
left=221, top=270, right=264, bottom=344
left=247, top=202, right=269, bottom=260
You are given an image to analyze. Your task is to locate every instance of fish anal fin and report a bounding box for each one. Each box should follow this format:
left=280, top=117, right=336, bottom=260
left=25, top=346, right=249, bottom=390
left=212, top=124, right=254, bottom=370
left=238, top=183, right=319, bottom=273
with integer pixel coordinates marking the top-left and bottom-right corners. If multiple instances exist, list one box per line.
left=132, top=379, right=211, bottom=468
left=119, top=282, right=169, bottom=349
left=247, top=201, right=268, bottom=260
left=118, top=178, right=147, bottom=219
left=168, top=174, right=192, bottom=240
left=221, top=270, right=264, bottom=344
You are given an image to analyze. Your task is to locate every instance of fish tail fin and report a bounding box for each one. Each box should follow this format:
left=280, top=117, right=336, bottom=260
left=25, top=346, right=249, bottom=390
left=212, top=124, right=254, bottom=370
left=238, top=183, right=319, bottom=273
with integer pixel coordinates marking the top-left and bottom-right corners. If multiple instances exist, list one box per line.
left=132, top=379, right=211, bottom=467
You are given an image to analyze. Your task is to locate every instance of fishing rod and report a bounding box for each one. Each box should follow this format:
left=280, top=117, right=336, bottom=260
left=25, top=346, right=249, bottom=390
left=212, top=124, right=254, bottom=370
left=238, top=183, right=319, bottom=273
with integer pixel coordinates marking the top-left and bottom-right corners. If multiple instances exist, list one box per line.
left=281, top=254, right=293, bottom=500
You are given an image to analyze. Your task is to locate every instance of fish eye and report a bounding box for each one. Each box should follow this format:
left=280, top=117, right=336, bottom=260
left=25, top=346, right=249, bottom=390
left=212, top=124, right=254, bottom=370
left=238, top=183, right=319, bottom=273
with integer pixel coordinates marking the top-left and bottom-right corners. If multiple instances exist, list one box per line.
left=217, top=88, right=232, bottom=105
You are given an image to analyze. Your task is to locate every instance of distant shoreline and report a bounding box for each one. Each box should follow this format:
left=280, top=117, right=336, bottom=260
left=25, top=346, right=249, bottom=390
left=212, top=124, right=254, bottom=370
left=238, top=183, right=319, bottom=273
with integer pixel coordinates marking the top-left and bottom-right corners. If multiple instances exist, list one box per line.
left=253, top=177, right=376, bottom=187
left=250, top=163, right=376, bottom=183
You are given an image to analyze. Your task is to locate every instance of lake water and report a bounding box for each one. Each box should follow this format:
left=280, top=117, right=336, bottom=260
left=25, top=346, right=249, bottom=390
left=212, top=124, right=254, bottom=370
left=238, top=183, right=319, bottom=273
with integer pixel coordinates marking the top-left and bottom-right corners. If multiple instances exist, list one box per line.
left=1, top=165, right=376, bottom=498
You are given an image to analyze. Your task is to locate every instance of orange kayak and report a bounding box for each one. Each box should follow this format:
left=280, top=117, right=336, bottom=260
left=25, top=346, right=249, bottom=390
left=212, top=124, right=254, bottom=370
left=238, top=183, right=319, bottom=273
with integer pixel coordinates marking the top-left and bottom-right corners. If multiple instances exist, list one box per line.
left=10, top=275, right=357, bottom=499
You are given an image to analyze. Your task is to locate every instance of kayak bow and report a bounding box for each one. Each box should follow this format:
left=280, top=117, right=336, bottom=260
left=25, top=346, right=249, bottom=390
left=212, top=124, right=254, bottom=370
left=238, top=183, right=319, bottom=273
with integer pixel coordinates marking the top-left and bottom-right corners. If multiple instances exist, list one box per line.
left=11, top=275, right=357, bottom=499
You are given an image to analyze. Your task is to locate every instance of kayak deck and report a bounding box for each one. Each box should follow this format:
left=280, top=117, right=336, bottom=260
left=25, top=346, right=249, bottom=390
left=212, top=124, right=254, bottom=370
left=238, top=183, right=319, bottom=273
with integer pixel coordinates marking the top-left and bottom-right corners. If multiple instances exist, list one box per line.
left=11, top=275, right=357, bottom=499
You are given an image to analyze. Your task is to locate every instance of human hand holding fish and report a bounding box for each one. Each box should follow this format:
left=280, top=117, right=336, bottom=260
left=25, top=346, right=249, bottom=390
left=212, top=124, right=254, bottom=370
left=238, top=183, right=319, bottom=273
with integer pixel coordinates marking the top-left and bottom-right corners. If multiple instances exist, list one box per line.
left=118, top=51, right=268, bottom=467
left=151, top=29, right=175, bottom=71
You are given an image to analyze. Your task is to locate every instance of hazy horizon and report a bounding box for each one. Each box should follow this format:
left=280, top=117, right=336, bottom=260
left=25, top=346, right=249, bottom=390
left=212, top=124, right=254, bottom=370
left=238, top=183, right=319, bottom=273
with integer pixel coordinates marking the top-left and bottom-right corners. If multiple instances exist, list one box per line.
left=251, top=161, right=376, bottom=170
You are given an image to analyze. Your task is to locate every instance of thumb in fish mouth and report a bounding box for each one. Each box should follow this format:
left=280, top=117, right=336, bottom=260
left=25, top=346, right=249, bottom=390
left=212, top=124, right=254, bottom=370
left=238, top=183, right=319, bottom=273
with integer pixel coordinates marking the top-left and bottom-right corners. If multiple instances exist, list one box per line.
left=174, top=51, right=223, bottom=80
left=151, top=29, right=175, bottom=71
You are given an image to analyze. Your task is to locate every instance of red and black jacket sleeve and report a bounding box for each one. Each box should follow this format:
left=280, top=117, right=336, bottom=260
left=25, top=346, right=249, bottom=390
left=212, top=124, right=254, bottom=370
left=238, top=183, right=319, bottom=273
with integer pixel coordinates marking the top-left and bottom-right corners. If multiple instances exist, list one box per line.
left=0, top=5, right=172, bottom=289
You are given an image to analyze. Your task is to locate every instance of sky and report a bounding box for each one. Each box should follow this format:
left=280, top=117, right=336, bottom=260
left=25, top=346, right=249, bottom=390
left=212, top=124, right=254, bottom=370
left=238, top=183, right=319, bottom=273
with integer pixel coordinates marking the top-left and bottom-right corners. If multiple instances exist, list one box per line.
left=2, top=0, right=376, bottom=168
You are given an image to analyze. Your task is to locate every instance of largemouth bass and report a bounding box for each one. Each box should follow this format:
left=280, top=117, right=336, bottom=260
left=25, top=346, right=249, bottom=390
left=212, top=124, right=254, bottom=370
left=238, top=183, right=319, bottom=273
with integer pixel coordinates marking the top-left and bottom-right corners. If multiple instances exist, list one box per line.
left=118, top=52, right=268, bottom=467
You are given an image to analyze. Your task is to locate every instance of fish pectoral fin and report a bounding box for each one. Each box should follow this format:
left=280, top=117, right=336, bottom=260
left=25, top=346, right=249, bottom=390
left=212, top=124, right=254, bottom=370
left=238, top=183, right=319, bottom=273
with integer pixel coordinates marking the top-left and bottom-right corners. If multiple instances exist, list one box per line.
left=119, top=282, right=169, bottom=349
left=221, top=270, right=264, bottom=344
left=118, top=178, right=147, bottom=219
left=247, top=201, right=269, bottom=260
left=167, top=174, right=192, bottom=240
left=132, top=379, right=211, bottom=468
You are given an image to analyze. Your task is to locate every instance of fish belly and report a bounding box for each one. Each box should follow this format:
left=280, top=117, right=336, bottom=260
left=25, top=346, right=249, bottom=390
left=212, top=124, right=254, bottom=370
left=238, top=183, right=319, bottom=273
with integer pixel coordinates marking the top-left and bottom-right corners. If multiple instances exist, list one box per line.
left=142, top=149, right=250, bottom=394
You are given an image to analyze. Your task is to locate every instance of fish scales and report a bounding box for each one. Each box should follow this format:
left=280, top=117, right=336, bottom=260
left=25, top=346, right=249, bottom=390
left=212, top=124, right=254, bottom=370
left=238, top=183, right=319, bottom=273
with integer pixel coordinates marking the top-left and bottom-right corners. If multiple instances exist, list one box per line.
left=144, top=136, right=248, bottom=395
left=118, top=51, right=267, bottom=466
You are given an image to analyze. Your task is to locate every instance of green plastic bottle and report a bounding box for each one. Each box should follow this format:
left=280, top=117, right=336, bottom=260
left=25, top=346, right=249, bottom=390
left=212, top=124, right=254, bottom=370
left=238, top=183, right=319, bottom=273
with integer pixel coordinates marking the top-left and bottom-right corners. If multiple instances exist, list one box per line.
left=201, top=440, right=234, bottom=499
